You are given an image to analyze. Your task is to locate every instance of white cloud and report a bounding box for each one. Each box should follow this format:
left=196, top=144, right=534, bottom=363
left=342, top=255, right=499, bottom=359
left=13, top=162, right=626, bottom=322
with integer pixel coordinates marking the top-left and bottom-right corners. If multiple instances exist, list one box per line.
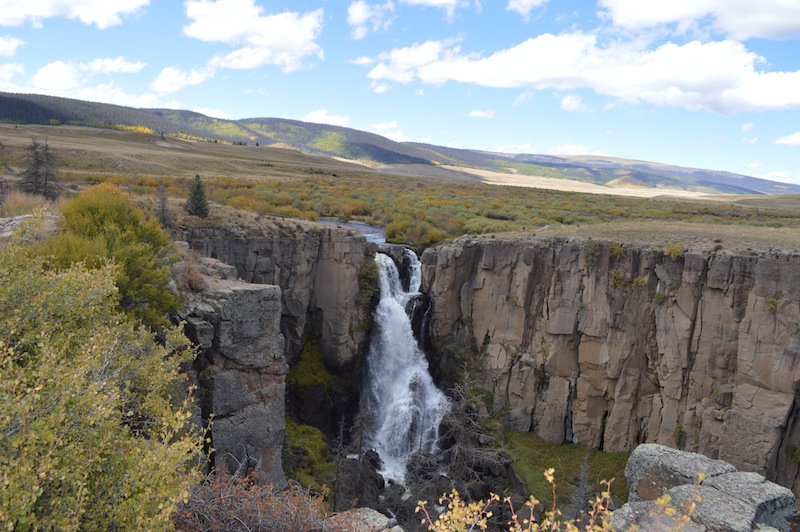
left=302, top=109, right=350, bottom=127
left=0, top=35, right=23, bottom=57
left=741, top=122, right=754, bottom=132
left=363, top=32, right=800, bottom=113
left=560, top=94, right=587, bottom=112
left=746, top=162, right=762, bottom=169
left=367, top=39, right=456, bottom=83
left=548, top=143, right=606, bottom=156
left=193, top=107, right=232, bottom=119
left=506, top=0, right=548, bottom=21
left=757, top=171, right=799, bottom=184
left=598, top=0, right=800, bottom=40
left=773, top=133, right=800, bottom=146
left=400, top=0, right=468, bottom=18
left=370, top=120, right=408, bottom=141
left=86, top=56, right=145, bottom=74
left=348, top=1, right=395, bottom=40
left=512, top=90, right=533, bottom=107
left=150, top=66, right=214, bottom=95
left=350, top=56, right=375, bottom=67
left=0, top=0, right=149, bottom=29
left=184, top=1, right=324, bottom=72
left=741, top=137, right=758, bottom=144
left=468, top=109, right=495, bottom=118
left=0, top=63, right=24, bottom=89
left=31, top=61, right=81, bottom=92
left=370, top=81, right=391, bottom=93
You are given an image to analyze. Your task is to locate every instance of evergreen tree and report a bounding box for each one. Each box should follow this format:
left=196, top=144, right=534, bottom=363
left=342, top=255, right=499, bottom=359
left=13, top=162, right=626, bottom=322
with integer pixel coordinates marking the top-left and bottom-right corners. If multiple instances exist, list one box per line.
left=19, top=138, right=61, bottom=200
left=184, top=173, right=209, bottom=218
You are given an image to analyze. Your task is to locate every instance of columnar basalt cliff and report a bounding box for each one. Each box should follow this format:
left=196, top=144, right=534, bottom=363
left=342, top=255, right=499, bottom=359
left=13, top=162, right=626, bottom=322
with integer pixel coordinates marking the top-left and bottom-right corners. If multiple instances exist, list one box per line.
left=180, top=257, right=287, bottom=485
left=185, top=222, right=376, bottom=436
left=185, top=223, right=375, bottom=368
left=421, top=235, right=800, bottom=494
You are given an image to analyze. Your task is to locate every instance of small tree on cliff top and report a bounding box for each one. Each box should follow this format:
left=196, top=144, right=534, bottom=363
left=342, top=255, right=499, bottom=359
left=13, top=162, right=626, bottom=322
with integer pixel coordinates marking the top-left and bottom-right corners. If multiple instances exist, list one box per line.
left=184, top=173, right=209, bottom=218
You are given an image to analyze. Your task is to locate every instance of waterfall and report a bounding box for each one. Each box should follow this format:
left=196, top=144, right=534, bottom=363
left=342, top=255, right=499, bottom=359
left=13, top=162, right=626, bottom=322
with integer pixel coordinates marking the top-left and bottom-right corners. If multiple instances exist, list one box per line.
left=364, top=251, right=449, bottom=483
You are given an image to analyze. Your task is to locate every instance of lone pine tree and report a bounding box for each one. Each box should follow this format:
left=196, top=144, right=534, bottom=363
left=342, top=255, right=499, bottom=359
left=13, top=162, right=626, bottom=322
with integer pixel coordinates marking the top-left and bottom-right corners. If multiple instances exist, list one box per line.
left=184, top=173, right=209, bottom=218
left=19, top=138, right=61, bottom=200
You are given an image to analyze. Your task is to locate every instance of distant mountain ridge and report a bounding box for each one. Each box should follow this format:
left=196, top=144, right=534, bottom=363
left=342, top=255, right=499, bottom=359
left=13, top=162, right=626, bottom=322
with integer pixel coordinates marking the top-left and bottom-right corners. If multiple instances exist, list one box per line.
left=1, top=91, right=797, bottom=195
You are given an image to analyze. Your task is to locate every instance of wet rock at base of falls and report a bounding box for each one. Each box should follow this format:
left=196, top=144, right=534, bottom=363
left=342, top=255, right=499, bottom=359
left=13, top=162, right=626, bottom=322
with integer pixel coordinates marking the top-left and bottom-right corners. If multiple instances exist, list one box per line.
left=333, top=450, right=385, bottom=512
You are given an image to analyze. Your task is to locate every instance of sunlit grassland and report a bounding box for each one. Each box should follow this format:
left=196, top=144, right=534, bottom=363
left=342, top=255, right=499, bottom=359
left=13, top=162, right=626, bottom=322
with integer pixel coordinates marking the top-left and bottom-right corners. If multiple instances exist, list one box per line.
left=3, top=123, right=800, bottom=248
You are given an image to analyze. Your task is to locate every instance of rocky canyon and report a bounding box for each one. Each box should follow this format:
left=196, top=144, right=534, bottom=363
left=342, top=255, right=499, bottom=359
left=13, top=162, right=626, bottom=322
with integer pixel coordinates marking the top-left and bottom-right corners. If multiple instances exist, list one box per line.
left=184, top=221, right=800, bottom=497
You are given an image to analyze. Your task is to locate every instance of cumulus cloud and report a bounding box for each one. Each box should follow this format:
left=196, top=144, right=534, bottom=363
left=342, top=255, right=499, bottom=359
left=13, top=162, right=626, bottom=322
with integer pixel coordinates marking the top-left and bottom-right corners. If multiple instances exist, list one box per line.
left=361, top=32, right=800, bottom=113
left=0, top=63, right=24, bottom=89
left=86, top=56, right=145, bottom=74
left=0, top=0, right=149, bottom=29
left=468, top=109, right=495, bottom=118
left=150, top=66, right=214, bottom=94
left=30, top=57, right=146, bottom=93
left=400, top=0, right=468, bottom=18
left=193, top=107, right=232, bottom=119
left=184, top=0, right=324, bottom=72
left=370, top=119, right=408, bottom=141
left=512, top=90, right=533, bottom=107
left=506, top=0, right=548, bottom=21
left=348, top=1, right=395, bottom=40
left=0, top=35, right=23, bottom=57
left=773, top=133, right=800, bottom=146
left=560, top=94, right=587, bottom=112
left=370, top=81, right=391, bottom=93
left=598, top=0, right=800, bottom=40
left=741, top=122, right=754, bottom=132
left=302, top=109, right=350, bottom=127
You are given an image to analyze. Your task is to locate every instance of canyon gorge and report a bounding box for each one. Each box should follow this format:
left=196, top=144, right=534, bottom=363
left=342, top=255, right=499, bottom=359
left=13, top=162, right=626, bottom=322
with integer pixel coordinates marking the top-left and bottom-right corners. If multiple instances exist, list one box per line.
left=182, top=219, right=800, bottom=499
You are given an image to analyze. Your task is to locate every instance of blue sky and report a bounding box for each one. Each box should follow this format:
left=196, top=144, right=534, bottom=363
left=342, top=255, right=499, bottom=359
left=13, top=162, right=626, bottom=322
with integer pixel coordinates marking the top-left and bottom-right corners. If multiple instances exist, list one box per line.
left=1, top=0, right=799, bottom=183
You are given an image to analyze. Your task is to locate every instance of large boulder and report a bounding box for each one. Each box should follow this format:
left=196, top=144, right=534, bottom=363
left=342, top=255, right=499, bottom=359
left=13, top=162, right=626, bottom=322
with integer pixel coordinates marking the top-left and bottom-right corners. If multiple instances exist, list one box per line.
left=613, top=444, right=798, bottom=531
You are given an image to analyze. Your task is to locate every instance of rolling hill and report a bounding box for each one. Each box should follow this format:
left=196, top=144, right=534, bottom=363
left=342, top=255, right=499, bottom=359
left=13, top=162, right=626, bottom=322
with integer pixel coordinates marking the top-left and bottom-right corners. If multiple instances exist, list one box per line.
left=1, top=91, right=797, bottom=195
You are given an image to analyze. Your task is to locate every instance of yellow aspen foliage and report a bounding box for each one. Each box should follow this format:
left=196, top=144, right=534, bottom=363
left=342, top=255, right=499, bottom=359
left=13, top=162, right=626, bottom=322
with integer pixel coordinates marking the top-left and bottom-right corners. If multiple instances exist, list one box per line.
left=0, top=214, right=202, bottom=530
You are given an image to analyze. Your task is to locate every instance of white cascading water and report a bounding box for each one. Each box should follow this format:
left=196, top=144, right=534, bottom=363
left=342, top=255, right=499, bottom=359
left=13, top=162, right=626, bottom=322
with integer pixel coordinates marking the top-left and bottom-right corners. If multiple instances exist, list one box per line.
left=365, top=251, right=449, bottom=483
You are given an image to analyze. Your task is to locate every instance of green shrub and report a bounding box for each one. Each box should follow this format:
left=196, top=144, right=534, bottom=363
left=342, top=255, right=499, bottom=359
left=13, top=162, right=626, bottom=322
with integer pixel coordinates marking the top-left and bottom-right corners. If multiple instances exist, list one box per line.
left=767, top=297, right=778, bottom=314
left=0, top=215, right=202, bottom=530
left=665, top=244, right=684, bottom=261
left=37, top=184, right=180, bottom=329
left=654, top=291, right=668, bottom=305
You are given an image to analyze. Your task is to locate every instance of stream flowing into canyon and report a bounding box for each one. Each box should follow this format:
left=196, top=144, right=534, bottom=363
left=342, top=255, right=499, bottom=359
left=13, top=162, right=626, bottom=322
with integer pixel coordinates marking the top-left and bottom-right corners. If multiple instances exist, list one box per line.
left=364, top=251, right=449, bottom=483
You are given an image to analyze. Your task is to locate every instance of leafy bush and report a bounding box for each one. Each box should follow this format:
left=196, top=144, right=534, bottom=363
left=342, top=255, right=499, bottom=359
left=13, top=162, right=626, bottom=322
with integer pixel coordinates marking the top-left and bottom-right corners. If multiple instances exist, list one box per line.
left=36, top=184, right=180, bottom=329
left=665, top=244, right=684, bottom=261
left=0, top=215, right=202, bottom=530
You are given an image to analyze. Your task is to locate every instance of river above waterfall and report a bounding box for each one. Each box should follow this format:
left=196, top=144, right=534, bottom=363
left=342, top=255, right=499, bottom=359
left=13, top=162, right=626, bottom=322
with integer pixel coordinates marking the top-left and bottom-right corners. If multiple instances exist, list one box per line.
left=319, top=219, right=385, bottom=243
left=363, top=251, right=449, bottom=483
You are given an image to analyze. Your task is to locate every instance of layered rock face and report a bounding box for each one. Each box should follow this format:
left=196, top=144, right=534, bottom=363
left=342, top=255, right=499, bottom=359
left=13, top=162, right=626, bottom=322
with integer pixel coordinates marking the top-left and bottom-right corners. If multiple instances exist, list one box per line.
left=421, top=236, right=800, bottom=494
left=186, top=223, right=375, bottom=369
left=180, top=257, right=287, bottom=485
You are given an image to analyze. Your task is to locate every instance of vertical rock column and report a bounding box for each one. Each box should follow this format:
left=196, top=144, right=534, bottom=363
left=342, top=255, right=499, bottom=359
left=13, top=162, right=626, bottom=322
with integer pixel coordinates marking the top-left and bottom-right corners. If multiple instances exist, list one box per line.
left=181, top=258, right=287, bottom=485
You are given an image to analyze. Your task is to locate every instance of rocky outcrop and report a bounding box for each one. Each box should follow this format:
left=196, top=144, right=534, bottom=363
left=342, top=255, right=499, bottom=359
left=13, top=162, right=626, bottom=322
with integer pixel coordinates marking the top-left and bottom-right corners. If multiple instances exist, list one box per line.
left=185, top=222, right=377, bottom=437
left=185, top=222, right=376, bottom=370
left=179, top=257, right=287, bottom=485
left=421, top=236, right=800, bottom=494
left=613, top=444, right=797, bottom=531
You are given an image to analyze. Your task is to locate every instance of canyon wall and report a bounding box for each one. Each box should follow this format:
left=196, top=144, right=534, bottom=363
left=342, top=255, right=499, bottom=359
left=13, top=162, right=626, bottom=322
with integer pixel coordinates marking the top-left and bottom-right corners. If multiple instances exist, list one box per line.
left=421, top=235, right=800, bottom=494
left=186, top=222, right=375, bottom=369
left=179, top=257, right=287, bottom=485
left=185, top=222, right=376, bottom=437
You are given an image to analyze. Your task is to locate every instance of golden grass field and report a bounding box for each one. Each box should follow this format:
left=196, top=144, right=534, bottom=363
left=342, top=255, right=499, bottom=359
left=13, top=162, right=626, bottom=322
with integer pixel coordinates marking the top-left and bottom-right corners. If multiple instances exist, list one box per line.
left=2, top=123, right=799, bottom=251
